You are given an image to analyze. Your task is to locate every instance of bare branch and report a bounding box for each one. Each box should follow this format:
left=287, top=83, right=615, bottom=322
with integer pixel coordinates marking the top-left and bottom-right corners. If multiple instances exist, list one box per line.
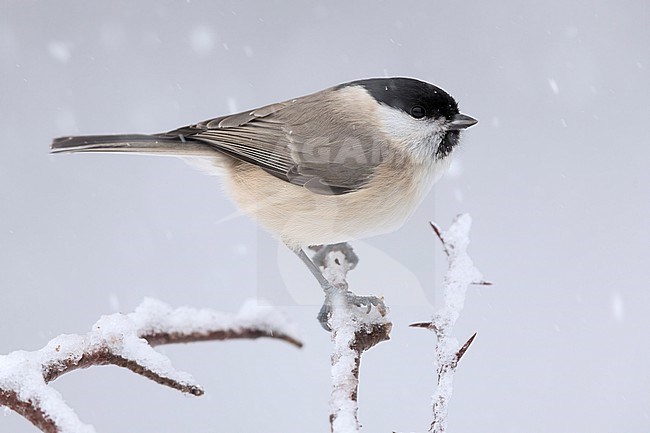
left=0, top=299, right=302, bottom=433
left=314, top=243, right=392, bottom=433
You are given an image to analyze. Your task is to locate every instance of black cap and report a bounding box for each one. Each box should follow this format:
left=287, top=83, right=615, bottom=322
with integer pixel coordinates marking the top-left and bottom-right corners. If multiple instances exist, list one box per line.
left=337, top=77, right=460, bottom=121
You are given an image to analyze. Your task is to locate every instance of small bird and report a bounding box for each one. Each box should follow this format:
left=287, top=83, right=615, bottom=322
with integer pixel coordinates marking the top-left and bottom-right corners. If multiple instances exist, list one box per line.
left=52, top=77, right=477, bottom=323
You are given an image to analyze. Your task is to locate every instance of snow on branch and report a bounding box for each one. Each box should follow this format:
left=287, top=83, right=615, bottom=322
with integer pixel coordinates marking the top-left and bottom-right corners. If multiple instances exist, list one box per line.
left=0, top=298, right=302, bottom=433
left=411, top=214, right=490, bottom=433
left=311, top=243, right=392, bottom=433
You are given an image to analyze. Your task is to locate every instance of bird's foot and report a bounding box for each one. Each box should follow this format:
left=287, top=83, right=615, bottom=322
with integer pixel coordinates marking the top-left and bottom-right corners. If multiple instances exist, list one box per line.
left=317, top=287, right=387, bottom=331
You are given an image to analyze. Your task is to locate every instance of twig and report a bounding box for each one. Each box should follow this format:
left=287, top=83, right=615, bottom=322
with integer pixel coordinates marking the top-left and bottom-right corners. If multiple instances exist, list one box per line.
left=0, top=298, right=302, bottom=433
left=312, top=243, right=392, bottom=433
left=411, top=214, right=486, bottom=433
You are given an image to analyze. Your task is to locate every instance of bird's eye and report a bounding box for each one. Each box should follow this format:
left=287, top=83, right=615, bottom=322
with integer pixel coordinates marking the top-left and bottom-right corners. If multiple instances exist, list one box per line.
left=410, top=106, right=426, bottom=119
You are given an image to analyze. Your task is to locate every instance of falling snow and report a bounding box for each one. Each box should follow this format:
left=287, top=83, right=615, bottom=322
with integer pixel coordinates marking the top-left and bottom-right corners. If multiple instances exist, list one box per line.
left=227, top=97, right=239, bottom=113
left=611, top=292, right=625, bottom=321
left=47, top=41, right=71, bottom=63
left=446, top=159, right=463, bottom=178
left=189, top=25, right=216, bottom=54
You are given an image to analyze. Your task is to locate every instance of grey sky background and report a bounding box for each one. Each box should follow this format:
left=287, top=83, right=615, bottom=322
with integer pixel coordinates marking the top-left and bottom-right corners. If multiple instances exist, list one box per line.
left=1, top=1, right=649, bottom=432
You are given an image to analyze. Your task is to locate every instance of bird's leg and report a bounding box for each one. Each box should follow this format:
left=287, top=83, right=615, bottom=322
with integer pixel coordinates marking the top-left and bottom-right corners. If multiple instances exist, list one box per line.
left=291, top=246, right=387, bottom=331
left=293, top=248, right=335, bottom=292
left=292, top=248, right=337, bottom=330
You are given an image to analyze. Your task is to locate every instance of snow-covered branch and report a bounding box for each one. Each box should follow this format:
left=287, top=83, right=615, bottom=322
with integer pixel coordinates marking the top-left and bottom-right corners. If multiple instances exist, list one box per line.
left=411, top=214, right=489, bottom=433
left=311, top=244, right=392, bottom=433
left=0, top=298, right=302, bottom=433
left=2, top=217, right=486, bottom=433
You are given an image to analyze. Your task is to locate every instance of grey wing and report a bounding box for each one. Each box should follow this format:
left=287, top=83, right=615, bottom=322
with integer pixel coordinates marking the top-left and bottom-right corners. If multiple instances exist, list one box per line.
left=171, top=92, right=387, bottom=195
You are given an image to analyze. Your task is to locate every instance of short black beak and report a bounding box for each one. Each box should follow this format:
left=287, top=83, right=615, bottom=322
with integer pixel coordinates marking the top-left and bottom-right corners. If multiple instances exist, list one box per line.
left=449, top=113, right=478, bottom=130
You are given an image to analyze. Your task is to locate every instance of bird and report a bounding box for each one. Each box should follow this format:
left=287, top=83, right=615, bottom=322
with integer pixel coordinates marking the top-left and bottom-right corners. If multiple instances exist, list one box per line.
left=51, top=77, right=477, bottom=325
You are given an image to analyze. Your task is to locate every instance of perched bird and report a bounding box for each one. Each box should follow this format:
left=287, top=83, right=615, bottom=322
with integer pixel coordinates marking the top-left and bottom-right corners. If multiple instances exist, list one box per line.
left=52, top=77, right=477, bottom=324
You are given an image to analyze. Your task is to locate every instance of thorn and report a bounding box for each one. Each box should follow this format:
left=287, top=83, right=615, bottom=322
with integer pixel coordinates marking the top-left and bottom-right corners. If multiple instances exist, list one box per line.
left=429, top=221, right=443, bottom=240
left=409, top=321, right=441, bottom=335
left=455, top=332, right=477, bottom=362
left=409, top=321, right=433, bottom=329
left=430, top=221, right=450, bottom=256
left=472, top=280, right=493, bottom=286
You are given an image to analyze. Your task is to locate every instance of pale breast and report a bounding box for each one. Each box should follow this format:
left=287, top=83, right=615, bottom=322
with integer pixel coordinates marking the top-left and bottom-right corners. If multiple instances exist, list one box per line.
left=223, top=154, right=447, bottom=249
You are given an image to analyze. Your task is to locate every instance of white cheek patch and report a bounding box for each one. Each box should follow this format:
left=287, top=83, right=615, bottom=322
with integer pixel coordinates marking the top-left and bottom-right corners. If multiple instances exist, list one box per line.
left=375, top=104, right=447, bottom=161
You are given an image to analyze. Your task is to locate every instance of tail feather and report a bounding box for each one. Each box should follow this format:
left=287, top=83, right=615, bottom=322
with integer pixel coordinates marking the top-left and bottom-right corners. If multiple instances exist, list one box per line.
left=51, top=134, right=215, bottom=156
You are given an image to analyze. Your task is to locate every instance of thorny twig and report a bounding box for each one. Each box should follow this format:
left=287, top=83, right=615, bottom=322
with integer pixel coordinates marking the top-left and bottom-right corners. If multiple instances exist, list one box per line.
left=411, top=214, right=489, bottom=433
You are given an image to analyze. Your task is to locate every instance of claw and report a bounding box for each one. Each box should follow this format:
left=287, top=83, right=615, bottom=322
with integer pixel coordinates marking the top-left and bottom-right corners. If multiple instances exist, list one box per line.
left=317, top=303, right=333, bottom=331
